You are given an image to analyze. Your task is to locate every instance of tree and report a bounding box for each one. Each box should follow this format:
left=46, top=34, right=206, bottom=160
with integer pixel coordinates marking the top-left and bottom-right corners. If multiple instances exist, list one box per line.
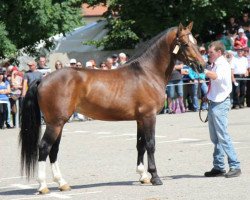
left=83, top=0, right=250, bottom=49
left=0, top=0, right=83, bottom=58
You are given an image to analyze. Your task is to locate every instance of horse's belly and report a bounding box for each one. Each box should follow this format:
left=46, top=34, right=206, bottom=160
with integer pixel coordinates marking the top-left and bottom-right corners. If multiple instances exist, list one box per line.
left=76, top=103, right=136, bottom=121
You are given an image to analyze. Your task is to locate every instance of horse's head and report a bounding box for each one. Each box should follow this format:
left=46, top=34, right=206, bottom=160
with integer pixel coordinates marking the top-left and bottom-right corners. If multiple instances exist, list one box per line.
left=173, top=22, right=206, bottom=73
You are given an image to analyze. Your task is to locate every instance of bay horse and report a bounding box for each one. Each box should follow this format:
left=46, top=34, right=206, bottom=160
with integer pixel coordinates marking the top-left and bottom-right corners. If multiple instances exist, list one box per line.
left=19, top=22, right=205, bottom=194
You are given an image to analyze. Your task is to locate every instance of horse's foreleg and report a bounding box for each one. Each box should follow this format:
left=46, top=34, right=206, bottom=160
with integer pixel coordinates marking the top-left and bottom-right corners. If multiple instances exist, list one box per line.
left=37, top=125, right=61, bottom=194
left=143, top=116, right=163, bottom=185
left=49, top=131, right=71, bottom=192
left=136, top=121, right=150, bottom=184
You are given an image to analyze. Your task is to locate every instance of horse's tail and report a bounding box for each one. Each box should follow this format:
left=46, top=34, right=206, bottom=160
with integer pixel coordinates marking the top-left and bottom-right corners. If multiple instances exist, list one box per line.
left=19, top=80, right=41, bottom=179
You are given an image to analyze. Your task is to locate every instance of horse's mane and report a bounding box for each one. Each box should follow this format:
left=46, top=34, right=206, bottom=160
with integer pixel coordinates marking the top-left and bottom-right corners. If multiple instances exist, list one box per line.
left=127, top=27, right=176, bottom=65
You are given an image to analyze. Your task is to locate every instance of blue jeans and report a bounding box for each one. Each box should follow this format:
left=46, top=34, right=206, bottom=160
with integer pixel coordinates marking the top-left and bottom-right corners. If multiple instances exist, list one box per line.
left=191, top=82, right=199, bottom=111
left=167, top=80, right=183, bottom=98
left=208, top=98, right=240, bottom=170
left=0, top=100, right=11, bottom=125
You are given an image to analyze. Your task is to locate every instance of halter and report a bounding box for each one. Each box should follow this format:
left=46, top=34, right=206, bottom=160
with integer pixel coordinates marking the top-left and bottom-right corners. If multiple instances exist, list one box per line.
left=173, top=33, right=203, bottom=73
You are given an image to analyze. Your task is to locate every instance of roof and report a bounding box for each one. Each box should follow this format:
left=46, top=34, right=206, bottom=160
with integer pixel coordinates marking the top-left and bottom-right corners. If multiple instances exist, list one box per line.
left=82, top=3, right=107, bottom=17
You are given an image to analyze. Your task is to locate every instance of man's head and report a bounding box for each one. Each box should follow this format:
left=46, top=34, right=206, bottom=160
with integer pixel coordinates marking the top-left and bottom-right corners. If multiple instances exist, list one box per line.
left=69, top=58, right=77, bottom=67
left=106, top=57, right=113, bottom=69
left=236, top=48, right=245, bottom=57
left=242, top=13, right=249, bottom=22
left=27, top=61, right=37, bottom=71
left=208, top=41, right=225, bottom=63
left=238, top=28, right=244, bottom=37
left=38, top=56, right=46, bottom=68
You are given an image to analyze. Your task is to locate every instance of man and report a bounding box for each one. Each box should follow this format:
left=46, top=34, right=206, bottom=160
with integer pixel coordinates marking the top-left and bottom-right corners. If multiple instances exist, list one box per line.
left=234, top=28, right=248, bottom=49
left=231, top=48, right=248, bottom=109
left=37, top=56, right=51, bottom=77
left=69, top=58, right=77, bottom=67
left=204, top=41, right=241, bottom=178
left=238, top=12, right=250, bottom=39
left=118, top=52, right=127, bottom=66
left=22, top=61, right=43, bottom=97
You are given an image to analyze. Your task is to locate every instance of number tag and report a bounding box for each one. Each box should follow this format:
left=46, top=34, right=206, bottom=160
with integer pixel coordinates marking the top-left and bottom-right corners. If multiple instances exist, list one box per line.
left=173, top=45, right=180, bottom=54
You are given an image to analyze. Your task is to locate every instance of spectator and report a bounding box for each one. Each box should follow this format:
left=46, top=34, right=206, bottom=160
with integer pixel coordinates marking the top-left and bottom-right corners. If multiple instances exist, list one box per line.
left=69, top=58, right=77, bottom=67
left=100, top=62, right=108, bottom=70
left=37, top=55, right=51, bottom=77
left=231, top=48, right=248, bottom=108
left=9, top=67, right=23, bottom=127
left=55, top=60, right=63, bottom=70
left=76, top=61, right=83, bottom=68
left=184, top=66, right=208, bottom=111
left=86, top=59, right=97, bottom=69
left=234, top=28, right=248, bottom=49
left=238, top=12, right=250, bottom=39
left=105, top=57, right=113, bottom=70
left=118, top=52, right=127, bottom=66
left=86, top=61, right=93, bottom=68
left=199, top=46, right=208, bottom=63
left=244, top=47, right=250, bottom=107
left=225, top=16, right=239, bottom=36
left=22, top=61, right=43, bottom=98
left=0, top=69, right=12, bottom=129
left=111, top=54, right=119, bottom=69
left=167, top=61, right=185, bottom=114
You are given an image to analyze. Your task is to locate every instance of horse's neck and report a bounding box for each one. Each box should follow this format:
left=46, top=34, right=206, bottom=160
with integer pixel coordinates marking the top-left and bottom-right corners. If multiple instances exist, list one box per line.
left=139, top=40, right=174, bottom=84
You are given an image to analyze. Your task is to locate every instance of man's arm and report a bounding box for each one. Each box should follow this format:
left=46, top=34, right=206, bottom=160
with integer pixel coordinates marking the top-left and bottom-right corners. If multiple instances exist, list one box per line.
left=22, top=79, right=28, bottom=97
left=204, top=69, right=218, bottom=80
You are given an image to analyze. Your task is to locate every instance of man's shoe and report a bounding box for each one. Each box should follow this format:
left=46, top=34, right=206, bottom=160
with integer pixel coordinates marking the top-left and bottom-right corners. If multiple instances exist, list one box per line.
left=204, top=168, right=226, bottom=177
left=225, top=168, right=241, bottom=178
left=6, top=123, right=13, bottom=129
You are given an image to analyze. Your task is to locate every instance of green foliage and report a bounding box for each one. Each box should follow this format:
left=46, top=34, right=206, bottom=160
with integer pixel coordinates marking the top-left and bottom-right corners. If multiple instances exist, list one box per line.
left=0, top=22, right=17, bottom=58
left=83, top=0, right=250, bottom=49
left=0, top=0, right=84, bottom=58
left=84, top=18, right=139, bottom=50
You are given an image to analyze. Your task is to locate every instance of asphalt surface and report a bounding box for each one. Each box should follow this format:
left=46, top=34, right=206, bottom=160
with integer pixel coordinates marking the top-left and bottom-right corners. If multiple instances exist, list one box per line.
left=0, top=108, right=250, bottom=200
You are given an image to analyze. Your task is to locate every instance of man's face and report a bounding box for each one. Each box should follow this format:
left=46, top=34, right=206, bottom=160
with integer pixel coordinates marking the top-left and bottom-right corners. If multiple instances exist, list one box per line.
left=28, top=64, right=36, bottom=71
left=208, top=46, right=221, bottom=63
left=39, top=57, right=46, bottom=67
left=237, top=49, right=244, bottom=57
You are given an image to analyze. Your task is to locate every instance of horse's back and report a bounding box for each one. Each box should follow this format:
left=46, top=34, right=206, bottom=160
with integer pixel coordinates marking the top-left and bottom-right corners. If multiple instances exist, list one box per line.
left=37, top=67, right=165, bottom=122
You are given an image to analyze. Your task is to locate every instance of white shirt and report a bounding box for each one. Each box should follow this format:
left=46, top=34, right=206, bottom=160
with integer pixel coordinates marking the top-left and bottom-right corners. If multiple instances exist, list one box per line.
left=207, top=55, right=232, bottom=102
left=231, top=55, right=248, bottom=74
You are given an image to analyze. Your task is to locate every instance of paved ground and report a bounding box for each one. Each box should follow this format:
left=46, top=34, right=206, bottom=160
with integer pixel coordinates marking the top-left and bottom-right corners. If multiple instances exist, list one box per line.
left=0, top=108, right=250, bottom=200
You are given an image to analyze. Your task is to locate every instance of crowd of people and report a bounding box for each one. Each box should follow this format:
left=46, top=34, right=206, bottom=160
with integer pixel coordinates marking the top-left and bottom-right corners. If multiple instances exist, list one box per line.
left=0, top=52, right=128, bottom=129
left=0, top=12, right=250, bottom=129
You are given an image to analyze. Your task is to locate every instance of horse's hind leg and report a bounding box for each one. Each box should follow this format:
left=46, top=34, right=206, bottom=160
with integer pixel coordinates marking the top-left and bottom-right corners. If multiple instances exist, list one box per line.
left=37, top=124, right=63, bottom=194
left=49, top=130, right=71, bottom=192
left=142, top=116, right=163, bottom=185
left=136, top=121, right=150, bottom=184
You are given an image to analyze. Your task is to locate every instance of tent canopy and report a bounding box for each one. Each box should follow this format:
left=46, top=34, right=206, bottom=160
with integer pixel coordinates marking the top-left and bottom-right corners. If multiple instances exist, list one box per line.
left=53, top=20, right=108, bottom=53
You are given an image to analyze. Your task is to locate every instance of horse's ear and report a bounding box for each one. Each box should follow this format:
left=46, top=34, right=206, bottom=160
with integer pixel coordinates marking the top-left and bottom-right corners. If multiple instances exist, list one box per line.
left=178, top=23, right=184, bottom=32
left=187, top=21, right=193, bottom=31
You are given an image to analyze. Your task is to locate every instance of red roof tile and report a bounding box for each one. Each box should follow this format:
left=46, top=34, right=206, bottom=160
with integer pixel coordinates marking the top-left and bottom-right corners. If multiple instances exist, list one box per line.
left=82, top=3, right=108, bottom=17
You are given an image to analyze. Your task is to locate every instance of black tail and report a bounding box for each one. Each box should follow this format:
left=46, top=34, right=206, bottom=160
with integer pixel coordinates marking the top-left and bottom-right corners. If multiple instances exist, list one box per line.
left=19, top=80, right=41, bottom=179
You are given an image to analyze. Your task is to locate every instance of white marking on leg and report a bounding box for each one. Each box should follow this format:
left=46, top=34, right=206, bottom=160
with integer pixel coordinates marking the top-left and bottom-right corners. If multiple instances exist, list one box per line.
left=37, top=161, right=47, bottom=192
left=51, top=161, right=67, bottom=187
left=136, top=163, right=149, bottom=182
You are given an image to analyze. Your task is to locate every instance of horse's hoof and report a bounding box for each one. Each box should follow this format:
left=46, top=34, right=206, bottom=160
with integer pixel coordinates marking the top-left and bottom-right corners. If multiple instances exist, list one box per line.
left=151, top=178, right=163, bottom=185
left=140, top=178, right=151, bottom=184
left=39, top=187, right=50, bottom=194
left=59, top=184, right=71, bottom=191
